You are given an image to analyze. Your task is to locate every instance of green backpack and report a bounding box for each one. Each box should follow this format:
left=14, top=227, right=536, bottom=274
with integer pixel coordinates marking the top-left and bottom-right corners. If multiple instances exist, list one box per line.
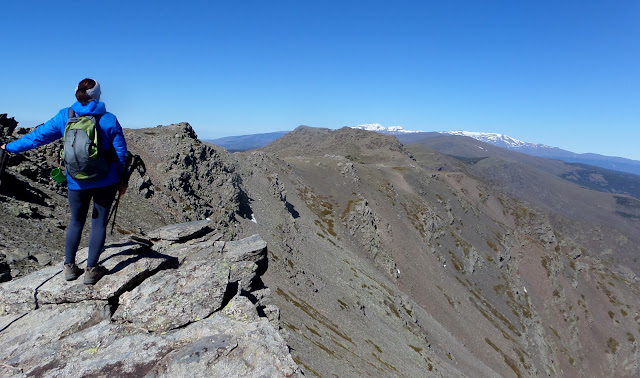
left=61, top=108, right=110, bottom=181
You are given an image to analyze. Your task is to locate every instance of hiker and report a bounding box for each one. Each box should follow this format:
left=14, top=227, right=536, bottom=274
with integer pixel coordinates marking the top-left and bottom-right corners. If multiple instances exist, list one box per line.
left=0, top=78, right=127, bottom=285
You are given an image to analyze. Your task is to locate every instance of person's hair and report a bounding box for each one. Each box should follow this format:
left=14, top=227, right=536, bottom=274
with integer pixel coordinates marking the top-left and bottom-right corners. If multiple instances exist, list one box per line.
left=76, top=78, right=97, bottom=105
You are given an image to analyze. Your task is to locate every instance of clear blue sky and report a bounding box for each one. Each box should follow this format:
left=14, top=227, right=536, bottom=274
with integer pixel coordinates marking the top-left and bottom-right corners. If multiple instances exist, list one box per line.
left=2, top=1, right=638, bottom=159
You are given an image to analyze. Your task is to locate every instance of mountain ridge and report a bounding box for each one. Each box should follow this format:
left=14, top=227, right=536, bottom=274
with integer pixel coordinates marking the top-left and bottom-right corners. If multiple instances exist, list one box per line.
left=240, top=125, right=640, bottom=376
left=437, top=130, right=640, bottom=175
left=2, top=118, right=640, bottom=376
left=206, top=125, right=640, bottom=176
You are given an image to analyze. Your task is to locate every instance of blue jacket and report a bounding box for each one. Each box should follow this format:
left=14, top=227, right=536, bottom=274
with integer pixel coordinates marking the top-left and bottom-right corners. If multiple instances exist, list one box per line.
left=6, top=100, right=127, bottom=190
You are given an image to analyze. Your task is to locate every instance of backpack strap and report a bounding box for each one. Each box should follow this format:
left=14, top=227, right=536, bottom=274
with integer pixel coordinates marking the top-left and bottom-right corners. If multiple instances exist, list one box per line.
left=67, top=107, right=103, bottom=128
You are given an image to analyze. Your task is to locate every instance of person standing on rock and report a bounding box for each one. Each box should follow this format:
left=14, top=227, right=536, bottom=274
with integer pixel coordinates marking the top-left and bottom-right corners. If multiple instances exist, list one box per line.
left=0, top=78, right=127, bottom=285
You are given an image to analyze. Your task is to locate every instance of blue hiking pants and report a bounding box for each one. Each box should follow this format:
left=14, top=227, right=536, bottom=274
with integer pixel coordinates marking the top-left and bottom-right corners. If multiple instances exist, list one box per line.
left=65, top=184, right=117, bottom=267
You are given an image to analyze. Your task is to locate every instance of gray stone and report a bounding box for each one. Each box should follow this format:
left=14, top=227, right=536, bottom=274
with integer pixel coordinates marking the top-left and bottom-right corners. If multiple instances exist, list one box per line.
left=0, top=312, right=25, bottom=331
left=0, top=264, right=61, bottom=314
left=112, top=253, right=230, bottom=332
left=147, top=220, right=212, bottom=241
left=220, top=295, right=260, bottom=323
left=0, top=241, right=174, bottom=314
left=263, top=304, right=281, bottom=327
left=156, top=234, right=224, bottom=264
left=229, top=260, right=259, bottom=291
left=3, top=315, right=298, bottom=378
left=33, top=253, right=52, bottom=266
left=223, top=234, right=267, bottom=264
left=0, top=301, right=110, bottom=370
left=39, top=243, right=176, bottom=306
left=0, top=224, right=295, bottom=377
left=3, top=320, right=171, bottom=377
left=251, top=287, right=272, bottom=304
left=147, top=316, right=298, bottom=378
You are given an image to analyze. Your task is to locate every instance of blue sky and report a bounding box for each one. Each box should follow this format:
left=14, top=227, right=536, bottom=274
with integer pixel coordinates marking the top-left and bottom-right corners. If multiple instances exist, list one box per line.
left=2, top=1, right=639, bottom=159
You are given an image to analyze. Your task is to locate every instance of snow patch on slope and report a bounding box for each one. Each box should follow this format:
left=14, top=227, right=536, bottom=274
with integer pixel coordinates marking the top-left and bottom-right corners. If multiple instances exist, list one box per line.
left=351, top=123, right=424, bottom=134
left=442, top=131, right=552, bottom=150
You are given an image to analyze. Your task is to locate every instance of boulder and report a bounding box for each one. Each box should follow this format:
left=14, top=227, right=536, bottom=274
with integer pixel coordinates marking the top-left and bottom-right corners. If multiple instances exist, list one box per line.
left=0, top=241, right=170, bottom=314
left=0, top=302, right=110, bottom=364
left=0, top=222, right=297, bottom=377
left=147, top=219, right=212, bottom=241
left=2, top=315, right=297, bottom=377
left=222, top=234, right=267, bottom=264
left=38, top=244, right=177, bottom=307
left=113, top=246, right=231, bottom=332
left=229, top=260, right=259, bottom=292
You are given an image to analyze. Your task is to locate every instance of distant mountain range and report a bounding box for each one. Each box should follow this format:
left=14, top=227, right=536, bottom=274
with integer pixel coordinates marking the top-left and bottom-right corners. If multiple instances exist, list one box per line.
left=206, top=125, right=640, bottom=176
left=441, top=130, right=640, bottom=176
left=205, top=131, right=289, bottom=152
left=442, top=131, right=551, bottom=150
left=395, top=131, right=640, bottom=200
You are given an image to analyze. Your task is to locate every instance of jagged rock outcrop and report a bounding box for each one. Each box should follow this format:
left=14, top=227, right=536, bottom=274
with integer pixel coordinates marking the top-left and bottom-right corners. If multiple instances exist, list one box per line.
left=1, top=118, right=71, bottom=281
left=0, top=114, right=18, bottom=136
left=0, top=221, right=298, bottom=377
left=342, top=196, right=398, bottom=277
left=0, top=122, right=244, bottom=282
left=121, top=123, right=243, bottom=232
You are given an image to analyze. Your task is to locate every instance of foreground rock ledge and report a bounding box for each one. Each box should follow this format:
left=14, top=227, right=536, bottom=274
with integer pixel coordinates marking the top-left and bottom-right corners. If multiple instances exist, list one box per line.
left=0, top=220, right=298, bottom=377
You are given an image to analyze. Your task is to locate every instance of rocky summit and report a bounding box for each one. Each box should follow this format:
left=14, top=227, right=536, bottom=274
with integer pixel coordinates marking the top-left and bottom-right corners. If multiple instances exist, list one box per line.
left=2, top=117, right=640, bottom=377
left=0, top=220, right=297, bottom=377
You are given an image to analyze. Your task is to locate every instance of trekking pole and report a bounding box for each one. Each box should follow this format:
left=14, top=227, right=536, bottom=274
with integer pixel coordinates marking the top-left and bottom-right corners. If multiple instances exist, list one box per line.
left=108, top=190, right=122, bottom=234
left=108, top=153, right=146, bottom=234
left=108, top=153, right=131, bottom=235
left=0, top=148, right=8, bottom=188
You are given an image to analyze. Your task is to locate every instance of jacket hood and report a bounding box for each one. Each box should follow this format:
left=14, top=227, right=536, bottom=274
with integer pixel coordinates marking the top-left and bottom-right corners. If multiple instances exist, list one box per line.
left=71, top=100, right=107, bottom=117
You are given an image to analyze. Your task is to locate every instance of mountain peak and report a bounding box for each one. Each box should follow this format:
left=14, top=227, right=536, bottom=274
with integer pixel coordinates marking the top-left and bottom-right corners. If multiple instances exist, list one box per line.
left=263, top=125, right=406, bottom=162
left=350, top=123, right=424, bottom=134
left=441, top=130, right=553, bottom=150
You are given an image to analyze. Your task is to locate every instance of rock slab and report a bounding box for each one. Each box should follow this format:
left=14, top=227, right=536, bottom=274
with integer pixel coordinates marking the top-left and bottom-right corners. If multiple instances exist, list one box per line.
left=0, top=221, right=298, bottom=377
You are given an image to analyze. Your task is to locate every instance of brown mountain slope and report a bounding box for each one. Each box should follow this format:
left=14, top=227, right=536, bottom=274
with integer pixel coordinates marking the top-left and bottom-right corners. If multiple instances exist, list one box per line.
left=264, top=125, right=407, bottom=164
left=233, top=126, right=640, bottom=377
left=399, top=134, right=640, bottom=273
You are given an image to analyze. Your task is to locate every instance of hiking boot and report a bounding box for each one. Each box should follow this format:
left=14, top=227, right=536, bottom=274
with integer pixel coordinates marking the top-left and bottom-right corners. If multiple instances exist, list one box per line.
left=84, top=265, right=108, bottom=285
left=63, top=263, right=82, bottom=281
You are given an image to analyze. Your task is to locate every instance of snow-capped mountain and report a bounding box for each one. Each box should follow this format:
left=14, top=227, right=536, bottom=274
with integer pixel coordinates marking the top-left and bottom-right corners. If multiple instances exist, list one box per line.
left=350, top=124, right=424, bottom=134
left=441, top=131, right=554, bottom=151
left=439, top=131, right=640, bottom=176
